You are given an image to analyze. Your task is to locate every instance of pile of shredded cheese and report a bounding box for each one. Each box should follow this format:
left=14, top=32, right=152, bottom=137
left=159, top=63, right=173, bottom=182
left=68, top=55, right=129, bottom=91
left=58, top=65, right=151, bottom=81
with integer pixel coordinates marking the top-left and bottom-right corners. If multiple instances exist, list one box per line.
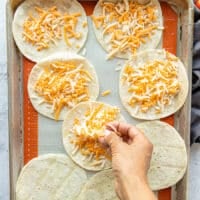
left=122, top=54, right=181, bottom=114
left=92, top=0, right=161, bottom=59
left=23, top=6, right=85, bottom=51
left=71, top=104, right=120, bottom=164
left=34, top=61, right=93, bottom=120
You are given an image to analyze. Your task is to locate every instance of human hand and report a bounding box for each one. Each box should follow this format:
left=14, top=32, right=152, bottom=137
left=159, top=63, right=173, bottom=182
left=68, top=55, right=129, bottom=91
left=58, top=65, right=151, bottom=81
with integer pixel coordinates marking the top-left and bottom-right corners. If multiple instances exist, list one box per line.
left=100, top=122, right=156, bottom=200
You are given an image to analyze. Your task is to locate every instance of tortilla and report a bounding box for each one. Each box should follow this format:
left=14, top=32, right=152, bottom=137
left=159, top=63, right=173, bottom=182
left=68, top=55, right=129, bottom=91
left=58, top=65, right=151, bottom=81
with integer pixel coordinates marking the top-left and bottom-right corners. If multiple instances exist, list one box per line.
left=16, top=154, right=88, bottom=200
left=136, top=121, right=187, bottom=190
left=62, top=101, right=125, bottom=171
left=12, top=0, right=88, bottom=62
left=119, top=49, right=189, bottom=120
left=78, top=169, right=119, bottom=200
left=28, top=52, right=99, bottom=120
left=92, top=0, right=163, bottom=59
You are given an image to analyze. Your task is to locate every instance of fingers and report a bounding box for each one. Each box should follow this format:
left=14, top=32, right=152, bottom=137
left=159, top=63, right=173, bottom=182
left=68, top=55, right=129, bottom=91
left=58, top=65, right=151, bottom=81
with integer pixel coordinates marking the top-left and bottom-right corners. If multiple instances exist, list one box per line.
left=99, top=130, right=126, bottom=156
left=98, top=129, right=115, bottom=147
left=106, top=122, right=142, bottom=139
left=100, top=122, right=148, bottom=153
left=104, top=131, right=122, bottom=149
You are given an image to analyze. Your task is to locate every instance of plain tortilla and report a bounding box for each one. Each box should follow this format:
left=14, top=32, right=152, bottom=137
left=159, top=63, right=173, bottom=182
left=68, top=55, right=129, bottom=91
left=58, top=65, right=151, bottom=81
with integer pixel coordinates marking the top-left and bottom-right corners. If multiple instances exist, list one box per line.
left=12, top=0, right=88, bottom=62
left=78, top=169, right=119, bottom=200
left=28, top=52, right=99, bottom=120
left=62, top=101, right=125, bottom=171
left=136, top=120, right=187, bottom=190
left=92, top=0, right=163, bottom=59
left=16, top=154, right=88, bottom=200
left=119, top=49, right=189, bottom=120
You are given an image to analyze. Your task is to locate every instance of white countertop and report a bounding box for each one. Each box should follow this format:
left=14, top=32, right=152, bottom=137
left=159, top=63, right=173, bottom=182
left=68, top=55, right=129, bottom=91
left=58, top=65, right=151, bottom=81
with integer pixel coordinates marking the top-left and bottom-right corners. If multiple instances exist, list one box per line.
left=0, top=1, right=199, bottom=199
left=0, top=0, right=9, bottom=199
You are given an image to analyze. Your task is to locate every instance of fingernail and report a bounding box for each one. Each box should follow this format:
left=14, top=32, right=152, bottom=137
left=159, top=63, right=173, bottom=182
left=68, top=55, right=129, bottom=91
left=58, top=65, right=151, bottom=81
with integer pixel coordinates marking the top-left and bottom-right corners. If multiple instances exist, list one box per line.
left=106, top=123, right=117, bottom=132
left=105, top=129, right=111, bottom=136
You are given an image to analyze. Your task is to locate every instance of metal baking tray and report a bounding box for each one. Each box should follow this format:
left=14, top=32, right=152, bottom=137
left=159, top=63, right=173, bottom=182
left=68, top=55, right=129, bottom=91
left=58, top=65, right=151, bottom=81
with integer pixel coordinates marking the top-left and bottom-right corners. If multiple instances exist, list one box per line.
left=7, top=0, right=193, bottom=199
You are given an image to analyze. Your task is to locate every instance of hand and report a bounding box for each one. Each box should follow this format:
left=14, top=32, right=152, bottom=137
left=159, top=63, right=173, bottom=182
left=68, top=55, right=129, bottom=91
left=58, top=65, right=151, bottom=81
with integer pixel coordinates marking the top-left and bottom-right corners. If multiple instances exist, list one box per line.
left=100, top=122, right=156, bottom=200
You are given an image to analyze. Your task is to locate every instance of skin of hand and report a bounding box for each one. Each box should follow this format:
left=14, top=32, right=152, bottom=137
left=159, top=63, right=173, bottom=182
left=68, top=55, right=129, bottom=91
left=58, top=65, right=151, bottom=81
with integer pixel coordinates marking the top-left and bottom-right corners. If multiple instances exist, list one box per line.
left=100, top=122, right=157, bottom=200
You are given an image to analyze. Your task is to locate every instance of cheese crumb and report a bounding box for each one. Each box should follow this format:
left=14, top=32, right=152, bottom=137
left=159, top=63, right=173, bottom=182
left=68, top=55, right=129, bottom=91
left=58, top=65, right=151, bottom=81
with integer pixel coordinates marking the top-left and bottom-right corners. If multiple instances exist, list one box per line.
left=101, top=90, right=111, bottom=96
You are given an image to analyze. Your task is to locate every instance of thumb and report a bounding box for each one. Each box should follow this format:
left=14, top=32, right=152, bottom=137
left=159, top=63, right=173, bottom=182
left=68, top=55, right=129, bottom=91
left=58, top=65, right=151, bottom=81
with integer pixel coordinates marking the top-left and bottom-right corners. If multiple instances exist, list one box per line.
left=104, top=131, right=122, bottom=155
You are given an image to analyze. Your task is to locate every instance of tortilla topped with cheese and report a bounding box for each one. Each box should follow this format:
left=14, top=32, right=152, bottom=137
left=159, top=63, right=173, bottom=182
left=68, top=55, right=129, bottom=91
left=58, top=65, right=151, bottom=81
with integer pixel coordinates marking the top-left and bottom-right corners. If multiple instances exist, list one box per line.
left=119, top=49, right=188, bottom=120
left=28, top=53, right=99, bottom=120
left=62, top=101, right=125, bottom=171
left=12, top=0, right=88, bottom=62
left=92, top=0, right=163, bottom=59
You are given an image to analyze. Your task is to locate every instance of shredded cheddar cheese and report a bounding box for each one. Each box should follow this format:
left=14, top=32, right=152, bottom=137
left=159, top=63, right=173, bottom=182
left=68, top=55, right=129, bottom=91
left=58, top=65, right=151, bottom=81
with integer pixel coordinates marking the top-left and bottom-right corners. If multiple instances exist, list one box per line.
left=34, top=61, right=93, bottom=120
left=92, top=0, right=160, bottom=59
left=82, top=21, right=88, bottom=28
left=23, top=6, right=83, bottom=51
left=122, top=57, right=181, bottom=114
left=71, top=104, right=120, bottom=162
left=101, top=90, right=111, bottom=96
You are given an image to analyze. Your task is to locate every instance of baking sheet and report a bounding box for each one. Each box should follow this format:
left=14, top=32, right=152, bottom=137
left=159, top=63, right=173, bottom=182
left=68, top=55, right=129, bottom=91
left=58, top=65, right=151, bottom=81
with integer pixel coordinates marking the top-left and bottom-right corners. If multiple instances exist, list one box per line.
left=7, top=0, right=194, bottom=200
left=22, top=3, right=179, bottom=200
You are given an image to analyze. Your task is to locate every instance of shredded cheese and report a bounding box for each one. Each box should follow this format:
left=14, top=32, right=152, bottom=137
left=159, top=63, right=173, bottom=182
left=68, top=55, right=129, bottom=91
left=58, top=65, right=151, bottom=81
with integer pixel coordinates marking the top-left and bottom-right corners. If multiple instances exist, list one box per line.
left=34, top=61, right=92, bottom=120
left=122, top=57, right=181, bottom=114
left=23, top=6, right=82, bottom=51
left=92, top=1, right=160, bottom=59
left=82, top=21, right=88, bottom=28
left=71, top=104, right=120, bottom=162
left=101, top=90, right=111, bottom=96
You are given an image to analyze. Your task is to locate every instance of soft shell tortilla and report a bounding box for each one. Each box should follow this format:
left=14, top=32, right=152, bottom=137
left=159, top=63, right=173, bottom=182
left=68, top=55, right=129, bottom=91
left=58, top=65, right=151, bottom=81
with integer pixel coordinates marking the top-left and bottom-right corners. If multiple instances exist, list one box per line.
left=78, top=169, right=119, bottom=200
left=28, top=52, right=99, bottom=120
left=136, top=121, right=187, bottom=190
left=119, top=49, right=189, bottom=120
left=62, top=101, right=125, bottom=171
left=12, top=0, right=88, bottom=62
left=16, top=154, right=88, bottom=200
left=92, top=0, right=163, bottom=59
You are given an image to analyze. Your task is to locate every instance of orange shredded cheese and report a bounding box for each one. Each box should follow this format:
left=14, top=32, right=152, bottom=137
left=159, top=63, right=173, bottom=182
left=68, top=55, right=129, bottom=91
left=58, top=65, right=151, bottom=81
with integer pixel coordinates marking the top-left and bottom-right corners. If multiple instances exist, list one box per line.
left=23, top=6, right=82, bottom=51
left=71, top=104, right=120, bottom=161
left=34, top=61, right=92, bottom=120
left=122, top=58, right=181, bottom=114
left=82, top=21, right=88, bottom=28
left=92, top=1, right=160, bottom=59
left=101, top=90, right=111, bottom=96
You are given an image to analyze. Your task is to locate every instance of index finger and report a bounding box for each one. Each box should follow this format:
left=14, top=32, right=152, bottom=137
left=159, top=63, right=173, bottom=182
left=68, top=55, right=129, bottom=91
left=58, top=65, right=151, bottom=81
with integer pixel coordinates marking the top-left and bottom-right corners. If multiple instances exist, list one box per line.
left=106, top=122, right=142, bottom=139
